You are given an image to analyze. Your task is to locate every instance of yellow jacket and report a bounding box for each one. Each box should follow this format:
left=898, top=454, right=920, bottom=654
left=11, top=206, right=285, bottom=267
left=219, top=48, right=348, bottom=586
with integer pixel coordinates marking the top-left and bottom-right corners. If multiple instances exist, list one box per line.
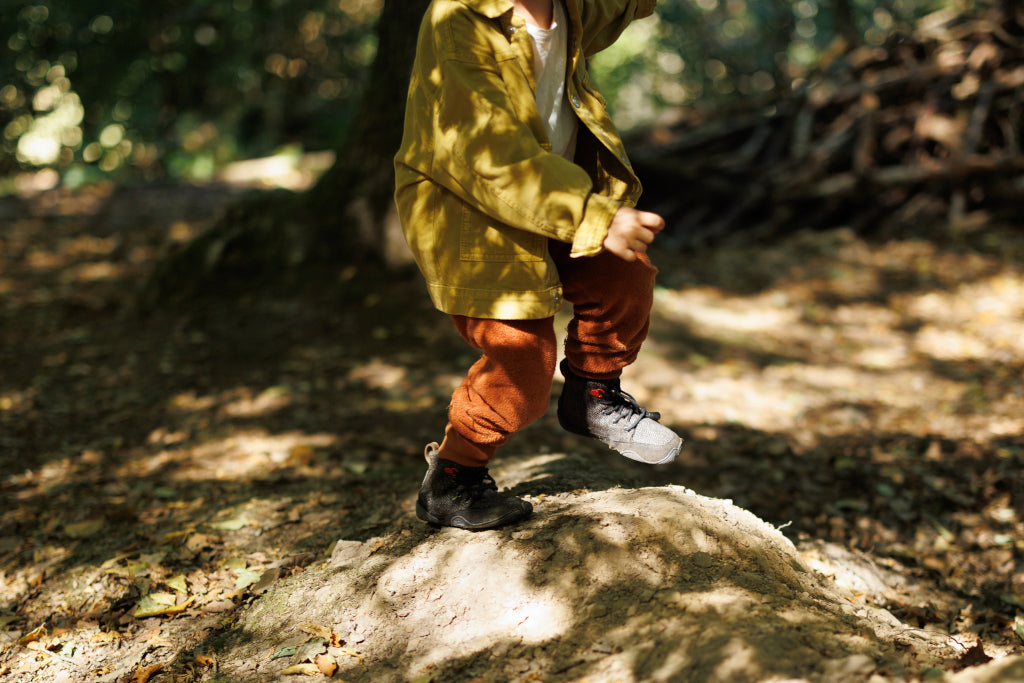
left=394, top=0, right=655, bottom=319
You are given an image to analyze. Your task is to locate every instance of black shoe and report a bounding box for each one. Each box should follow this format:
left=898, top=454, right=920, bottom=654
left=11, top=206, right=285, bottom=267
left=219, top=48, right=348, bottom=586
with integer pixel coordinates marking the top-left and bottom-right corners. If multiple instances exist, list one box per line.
left=557, top=359, right=682, bottom=465
left=415, top=443, right=533, bottom=530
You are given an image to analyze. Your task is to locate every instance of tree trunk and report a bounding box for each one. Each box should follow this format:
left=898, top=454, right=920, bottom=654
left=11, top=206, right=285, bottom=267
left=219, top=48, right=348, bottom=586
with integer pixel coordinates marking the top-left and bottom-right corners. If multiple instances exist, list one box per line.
left=137, top=0, right=429, bottom=309
left=303, top=0, right=431, bottom=265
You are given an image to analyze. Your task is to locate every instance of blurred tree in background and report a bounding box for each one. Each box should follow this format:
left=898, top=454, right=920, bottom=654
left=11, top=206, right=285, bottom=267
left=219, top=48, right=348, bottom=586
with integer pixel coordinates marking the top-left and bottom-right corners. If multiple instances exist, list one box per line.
left=1, top=0, right=986, bottom=292
left=2, top=0, right=965, bottom=187
left=1, top=0, right=380, bottom=185
left=588, top=0, right=954, bottom=129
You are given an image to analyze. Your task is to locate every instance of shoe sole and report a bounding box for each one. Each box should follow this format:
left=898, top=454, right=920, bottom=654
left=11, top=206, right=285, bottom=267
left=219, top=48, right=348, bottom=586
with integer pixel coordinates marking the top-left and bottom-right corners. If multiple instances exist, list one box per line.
left=615, top=435, right=683, bottom=465
left=561, top=416, right=684, bottom=465
left=416, top=501, right=532, bottom=531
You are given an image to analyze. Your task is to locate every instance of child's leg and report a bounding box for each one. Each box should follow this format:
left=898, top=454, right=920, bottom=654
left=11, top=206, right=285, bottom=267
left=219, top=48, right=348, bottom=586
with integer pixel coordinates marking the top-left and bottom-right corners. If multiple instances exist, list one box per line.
left=439, top=315, right=558, bottom=467
left=549, top=241, right=657, bottom=379
left=550, top=241, right=681, bottom=464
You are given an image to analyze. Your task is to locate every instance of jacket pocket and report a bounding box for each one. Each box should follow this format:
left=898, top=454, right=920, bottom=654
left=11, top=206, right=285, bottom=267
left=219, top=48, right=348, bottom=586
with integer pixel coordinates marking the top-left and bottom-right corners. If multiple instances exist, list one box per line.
left=458, top=202, right=546, bottom=263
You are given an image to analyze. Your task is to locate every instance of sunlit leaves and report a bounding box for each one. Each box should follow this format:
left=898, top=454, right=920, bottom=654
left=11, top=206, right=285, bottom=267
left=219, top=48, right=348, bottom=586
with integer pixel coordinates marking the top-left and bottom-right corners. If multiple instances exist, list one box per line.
left=89, top=15, right=114, bottom=35
left=591, top=0, right=959, bottom=130
left=0, top=0, right=382, bottom=179
left=133, top=591, right=194, bottom=618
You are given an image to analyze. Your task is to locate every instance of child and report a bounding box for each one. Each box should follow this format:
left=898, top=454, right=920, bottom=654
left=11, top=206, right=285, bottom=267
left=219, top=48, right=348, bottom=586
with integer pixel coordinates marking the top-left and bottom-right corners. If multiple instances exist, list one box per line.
left=394, top=0, right=681, bottom=530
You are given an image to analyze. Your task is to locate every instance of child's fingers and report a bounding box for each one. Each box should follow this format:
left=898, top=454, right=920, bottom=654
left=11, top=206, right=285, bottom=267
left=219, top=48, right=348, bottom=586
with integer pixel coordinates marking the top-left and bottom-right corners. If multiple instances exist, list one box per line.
left=637, top=210, right=665, bottom=232
left=635, top=227, right=655, bottom=245
left=604, top=207, right=663, bottom=261
left=604, top=233, right=638, bottom=261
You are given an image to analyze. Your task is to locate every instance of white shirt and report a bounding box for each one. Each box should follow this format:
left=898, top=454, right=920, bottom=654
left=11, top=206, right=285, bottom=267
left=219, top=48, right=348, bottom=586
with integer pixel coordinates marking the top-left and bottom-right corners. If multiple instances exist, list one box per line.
left=523, top=0, right=578, bottom=160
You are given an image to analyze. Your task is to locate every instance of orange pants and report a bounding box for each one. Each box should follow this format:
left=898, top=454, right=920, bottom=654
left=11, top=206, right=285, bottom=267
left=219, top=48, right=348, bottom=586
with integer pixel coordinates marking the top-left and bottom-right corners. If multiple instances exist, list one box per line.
left=438, top=241, right=658, bottom=467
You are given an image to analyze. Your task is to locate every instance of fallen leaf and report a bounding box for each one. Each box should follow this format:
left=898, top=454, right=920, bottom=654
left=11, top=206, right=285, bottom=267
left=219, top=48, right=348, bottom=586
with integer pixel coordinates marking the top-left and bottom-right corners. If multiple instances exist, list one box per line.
left=234, top=567, right=262, bottom=590
left=164, top=574, right=188, bottom=594
left=146, top=592, right=176, bottom=607
left=289, top=445, right=315, bottom=465
left=160, top=528, right=194, bottom=544
left=134, top=593, right=195, bottom=618
left=65, top=519, right=105, bottom=538
left=139, top=626, right=173, bottom=648
left=184, top=532, right=213, bottom=553
left=90, top=631, right=121, bottom=644
left=281, top=663, right=321, bottom=676
left=272, top=645, right=299, bottom=659
left=130, top=663, right=163, bottom=683
left=139, top=551, right=167, bottom=566
left=314, top=653, right=338, bottom=676
left=337, top=647, right=363, bottom=663
left=1014, top=616, right=1024, bottom=644
left=210, top=516, right=248, bottom=531
left=294, top=637, right=326, bottom=662
left=195, top=654, right=215, bottom=667
left=17, top=625, right=46, bottom=646
left=299, top=623, right=333, bottom=640
left=954, top=641, right=993, bottom=670
left=223, top=557, right=247, bottom=571
left=251, top=567, right=281, bottom=594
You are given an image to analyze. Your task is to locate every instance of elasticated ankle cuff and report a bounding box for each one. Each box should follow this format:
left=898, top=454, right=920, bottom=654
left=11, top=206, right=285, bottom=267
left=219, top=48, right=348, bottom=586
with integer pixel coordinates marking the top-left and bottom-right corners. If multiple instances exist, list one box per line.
left=438, top=425, right=493, bottom=468
left=561, top=358, right=622, bottom=382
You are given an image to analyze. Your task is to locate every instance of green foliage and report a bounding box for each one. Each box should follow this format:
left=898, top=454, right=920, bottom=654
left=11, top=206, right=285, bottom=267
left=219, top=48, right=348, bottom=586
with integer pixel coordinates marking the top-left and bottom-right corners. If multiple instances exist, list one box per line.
left=1, top=0, right=973, bottom=184
left=0, top=0, right=381, bottom=181
left=590, top=0, right=965, bottom=130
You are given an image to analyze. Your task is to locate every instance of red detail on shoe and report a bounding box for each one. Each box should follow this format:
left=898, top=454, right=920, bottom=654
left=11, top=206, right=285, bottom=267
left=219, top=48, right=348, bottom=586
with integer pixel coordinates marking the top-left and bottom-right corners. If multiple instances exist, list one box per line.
left=590, top=388, right=605, bottom=398
left=443, top=467, right=460, bottom=477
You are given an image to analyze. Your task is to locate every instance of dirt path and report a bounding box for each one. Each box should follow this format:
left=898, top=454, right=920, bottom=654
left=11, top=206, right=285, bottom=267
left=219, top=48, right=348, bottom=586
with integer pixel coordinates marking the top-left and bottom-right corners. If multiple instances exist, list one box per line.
left=0, top=184, right=1022, bottom=681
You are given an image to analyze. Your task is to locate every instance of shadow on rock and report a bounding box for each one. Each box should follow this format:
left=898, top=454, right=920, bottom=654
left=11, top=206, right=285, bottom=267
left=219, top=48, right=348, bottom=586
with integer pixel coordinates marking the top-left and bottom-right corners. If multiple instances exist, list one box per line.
left=210, top=486, right=963, bottom=682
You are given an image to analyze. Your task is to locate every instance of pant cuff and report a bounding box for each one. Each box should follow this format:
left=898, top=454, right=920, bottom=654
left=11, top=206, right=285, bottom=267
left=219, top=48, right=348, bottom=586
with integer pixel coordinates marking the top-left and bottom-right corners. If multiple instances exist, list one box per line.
left=438, top=424, right=494, bottom=468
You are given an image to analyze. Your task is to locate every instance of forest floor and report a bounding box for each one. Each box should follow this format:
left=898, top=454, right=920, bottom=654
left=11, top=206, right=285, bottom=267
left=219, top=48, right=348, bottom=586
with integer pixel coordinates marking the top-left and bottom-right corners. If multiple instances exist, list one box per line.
left=0, top=181, right=1023, bottom=682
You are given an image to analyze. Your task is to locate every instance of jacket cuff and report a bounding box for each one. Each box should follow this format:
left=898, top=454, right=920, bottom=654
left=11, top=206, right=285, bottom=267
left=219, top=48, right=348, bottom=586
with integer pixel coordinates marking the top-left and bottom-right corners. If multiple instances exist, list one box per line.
left=570, top=193, right=622, bottom=258
left=637, top=0, right=658, bottom=20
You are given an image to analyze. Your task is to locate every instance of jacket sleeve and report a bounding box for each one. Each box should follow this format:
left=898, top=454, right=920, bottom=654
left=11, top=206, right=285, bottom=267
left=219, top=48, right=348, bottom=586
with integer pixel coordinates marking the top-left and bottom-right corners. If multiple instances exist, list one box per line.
left=579, top=0, right=658, bottom=57
left=429, top=16, right=621, bottom=257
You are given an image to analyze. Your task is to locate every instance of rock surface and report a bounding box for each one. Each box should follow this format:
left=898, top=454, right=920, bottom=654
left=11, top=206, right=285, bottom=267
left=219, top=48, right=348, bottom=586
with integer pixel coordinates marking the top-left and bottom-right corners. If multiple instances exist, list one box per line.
left=215, top=485, right=982, bottom=682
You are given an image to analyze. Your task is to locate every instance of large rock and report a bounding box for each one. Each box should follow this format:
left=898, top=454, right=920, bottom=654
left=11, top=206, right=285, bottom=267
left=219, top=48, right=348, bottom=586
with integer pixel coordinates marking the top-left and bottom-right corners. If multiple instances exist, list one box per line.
left=219, top=486, right=966, bottom=682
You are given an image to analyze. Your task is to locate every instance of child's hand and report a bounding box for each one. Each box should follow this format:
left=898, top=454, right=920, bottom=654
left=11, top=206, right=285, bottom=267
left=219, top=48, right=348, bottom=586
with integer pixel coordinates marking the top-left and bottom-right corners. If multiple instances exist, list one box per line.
left=602, top=207, right=665, bottom=262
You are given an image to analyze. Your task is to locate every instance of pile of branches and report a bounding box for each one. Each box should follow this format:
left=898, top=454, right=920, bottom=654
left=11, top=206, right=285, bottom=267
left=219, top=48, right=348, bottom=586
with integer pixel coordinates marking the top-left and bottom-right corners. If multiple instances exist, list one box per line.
left=634, top=4, right=1024, bottom=247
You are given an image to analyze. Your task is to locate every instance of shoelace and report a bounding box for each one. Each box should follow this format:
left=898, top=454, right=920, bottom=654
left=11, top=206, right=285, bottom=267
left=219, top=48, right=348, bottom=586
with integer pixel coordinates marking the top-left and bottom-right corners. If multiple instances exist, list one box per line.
left=598, top=388, right=661, bottom=431
left=450, top=470, right=498, bottom=503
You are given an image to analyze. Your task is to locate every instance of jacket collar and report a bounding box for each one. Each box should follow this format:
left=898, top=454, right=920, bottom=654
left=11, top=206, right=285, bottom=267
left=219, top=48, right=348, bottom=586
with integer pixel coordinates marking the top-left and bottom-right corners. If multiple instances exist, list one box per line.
left=457, top=0, right=514, bottom=19
left=457, top=0, right=581, bottom=67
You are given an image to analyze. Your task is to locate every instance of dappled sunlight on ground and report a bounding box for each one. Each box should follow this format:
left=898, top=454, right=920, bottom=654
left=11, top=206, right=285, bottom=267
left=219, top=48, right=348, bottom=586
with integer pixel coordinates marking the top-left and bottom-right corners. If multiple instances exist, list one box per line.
left=1, top=184, right=1022, bottom=679
left=131, top=428, right=339, bottom=483
left=636, top=229, right=1024, bottom=446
